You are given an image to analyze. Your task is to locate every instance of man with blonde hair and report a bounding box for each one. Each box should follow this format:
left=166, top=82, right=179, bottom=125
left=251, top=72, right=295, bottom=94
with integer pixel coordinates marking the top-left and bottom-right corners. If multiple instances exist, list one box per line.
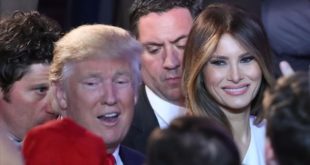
left=24, top=24, right=144, bottom=165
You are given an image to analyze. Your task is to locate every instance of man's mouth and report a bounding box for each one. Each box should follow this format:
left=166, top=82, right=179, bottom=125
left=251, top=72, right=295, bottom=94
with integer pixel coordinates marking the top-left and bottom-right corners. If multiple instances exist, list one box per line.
left=97, top=112, right=120, bottom=123
left=165, top=76, right=181, bottom=84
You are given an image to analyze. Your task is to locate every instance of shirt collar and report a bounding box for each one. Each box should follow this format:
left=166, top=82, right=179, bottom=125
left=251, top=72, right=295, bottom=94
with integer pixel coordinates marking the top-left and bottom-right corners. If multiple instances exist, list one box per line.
left=8, top=134, right=22, bottom=150
left=145, top=85, right=187, bottom=128
left=112, top=145, right=123, bottom=165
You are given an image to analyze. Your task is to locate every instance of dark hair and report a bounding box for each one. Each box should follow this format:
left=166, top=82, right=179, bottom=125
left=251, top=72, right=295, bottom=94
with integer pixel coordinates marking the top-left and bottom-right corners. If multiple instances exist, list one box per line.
left=146, top=116, right=241, bottom=165
left=265, top=72, right=310, bottom=165
left=0, top=11, right=62, bottom=101
left=129, top=0, right=202, bottom=37
left=182, top=3, right=275, bottom=131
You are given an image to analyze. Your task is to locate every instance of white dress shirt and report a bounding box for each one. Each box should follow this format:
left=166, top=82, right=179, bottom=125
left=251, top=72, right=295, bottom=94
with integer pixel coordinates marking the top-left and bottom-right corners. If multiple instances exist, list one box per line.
left=9, top=135, right=22, bottom=150
left=145, top=86, right=187, bottom=128
left=113, top=145, right=123, bottom=165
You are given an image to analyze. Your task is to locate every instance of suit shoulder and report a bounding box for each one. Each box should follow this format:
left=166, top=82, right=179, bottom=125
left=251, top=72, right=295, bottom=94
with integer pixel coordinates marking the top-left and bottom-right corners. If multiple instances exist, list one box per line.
left=120, top=145, right=145, bottom=165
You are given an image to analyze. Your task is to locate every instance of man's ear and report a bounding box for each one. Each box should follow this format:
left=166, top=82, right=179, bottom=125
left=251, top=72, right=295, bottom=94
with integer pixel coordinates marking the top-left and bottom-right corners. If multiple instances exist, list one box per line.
left=0, top=88, right=3, bottom=99
left=0, top=88, right=9, bottom=102
left=265, top=137, right=278, bottom=165
left=52, top=81, right=68, bottom=110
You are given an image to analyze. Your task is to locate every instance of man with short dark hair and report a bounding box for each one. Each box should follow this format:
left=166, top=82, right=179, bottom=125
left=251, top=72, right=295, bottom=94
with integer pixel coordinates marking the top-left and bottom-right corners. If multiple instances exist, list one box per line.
left=0, top=11, right=61, bottom=144
left=123, top=0, right=202, bottom=154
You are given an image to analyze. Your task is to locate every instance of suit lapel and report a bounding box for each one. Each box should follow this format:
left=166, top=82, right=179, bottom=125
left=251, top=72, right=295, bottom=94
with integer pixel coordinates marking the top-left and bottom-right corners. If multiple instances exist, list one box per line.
left=123, top=86, right=159, bottom=153
left=132, top=86, right=159, bottom=133
left=119, top=145, right=144, bottom=165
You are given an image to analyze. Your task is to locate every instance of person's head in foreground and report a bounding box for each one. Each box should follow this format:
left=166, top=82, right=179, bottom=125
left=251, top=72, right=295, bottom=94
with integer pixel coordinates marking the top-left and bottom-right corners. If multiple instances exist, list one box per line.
left=264, top=72, right=310, bottom=165
left=22, top=118, right=115, bottom=165
left=146, top=116, right=241, bottom=165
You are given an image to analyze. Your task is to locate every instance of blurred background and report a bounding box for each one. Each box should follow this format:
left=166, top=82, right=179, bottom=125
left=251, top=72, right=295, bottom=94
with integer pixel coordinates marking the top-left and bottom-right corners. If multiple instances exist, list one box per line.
left=0, top=0, right=262, bottom=32
left=1, top=0, right=308, bottom=75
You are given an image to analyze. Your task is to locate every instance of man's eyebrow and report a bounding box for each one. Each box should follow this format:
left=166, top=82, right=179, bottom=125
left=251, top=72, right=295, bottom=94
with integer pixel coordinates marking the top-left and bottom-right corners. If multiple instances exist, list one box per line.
left=170, top=35, right=188, bottom=44
left=31, top=83, right=49, bottom=88
left=115, top=70, right=131, bottom=76
left=142, top=42, right=163, bottom=47
left=142, top=35, right=188, bottom=46
left=81, top=73, right=101, bottom=80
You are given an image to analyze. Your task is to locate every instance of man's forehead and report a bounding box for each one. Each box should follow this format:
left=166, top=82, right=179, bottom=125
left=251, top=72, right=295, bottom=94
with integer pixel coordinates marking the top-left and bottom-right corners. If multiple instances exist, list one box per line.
left=68, top=59, right=131, bottom=76
left=142, top=35, right=188, bottom=46
left=148, top=7, right=191, bottom=16
left=138, top=8, right=193, bottom=25
left=137, top=8, right=193, bottom=43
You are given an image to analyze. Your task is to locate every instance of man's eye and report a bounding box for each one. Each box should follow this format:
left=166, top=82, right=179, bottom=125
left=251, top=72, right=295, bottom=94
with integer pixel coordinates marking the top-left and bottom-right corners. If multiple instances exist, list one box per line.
left=85, top=82, right=95, bottom=86
left=117, top=80, right=128, bottom=84
left=82, top=79, right=100, bottom=87
left=240, top=56, right=255, bottom=63
left=175, top=39, right=187, bottom=50
left=83, top=82, right=98, bottom=87
left=175, top=44, right=185, bottom=50
left=145, top=45, right=161, bottom=54
left=115, top=78, right=130, bottom=87
left=35, top=86, right=49, bottom=95
left=209, top=59, right=226, bottom=66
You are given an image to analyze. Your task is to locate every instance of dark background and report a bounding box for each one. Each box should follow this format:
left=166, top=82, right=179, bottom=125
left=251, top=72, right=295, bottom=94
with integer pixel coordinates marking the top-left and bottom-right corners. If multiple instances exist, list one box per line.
left=9, top=0, right=308, bottom=75
left=38, top=0, right=262, bottom=32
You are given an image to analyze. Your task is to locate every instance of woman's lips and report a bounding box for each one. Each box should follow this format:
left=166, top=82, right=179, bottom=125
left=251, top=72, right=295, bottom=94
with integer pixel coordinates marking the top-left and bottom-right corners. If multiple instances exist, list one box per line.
left=222, top=84, right=249, bottom=96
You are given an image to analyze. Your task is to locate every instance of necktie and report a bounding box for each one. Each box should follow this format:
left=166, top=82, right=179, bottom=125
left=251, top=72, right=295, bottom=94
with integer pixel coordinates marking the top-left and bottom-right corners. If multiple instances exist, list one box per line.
left=106, top=153, right=116, bottom=165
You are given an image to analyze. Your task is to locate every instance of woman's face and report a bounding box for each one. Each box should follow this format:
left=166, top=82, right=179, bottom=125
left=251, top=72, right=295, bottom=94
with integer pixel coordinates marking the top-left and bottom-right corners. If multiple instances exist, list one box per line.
left=203, top=33, right=262, bottom=112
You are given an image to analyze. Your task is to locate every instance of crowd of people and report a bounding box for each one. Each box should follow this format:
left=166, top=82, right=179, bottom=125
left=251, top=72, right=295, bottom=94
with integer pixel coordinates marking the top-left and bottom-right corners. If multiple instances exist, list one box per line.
left=0, top=0, right=309, bottom=165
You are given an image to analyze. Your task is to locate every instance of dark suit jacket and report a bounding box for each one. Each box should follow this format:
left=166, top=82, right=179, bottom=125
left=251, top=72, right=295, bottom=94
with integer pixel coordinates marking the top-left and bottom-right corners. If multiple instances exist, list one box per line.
left=122, top=86, right=159, bottom=154
left=120, top=145, right=145, bottom=165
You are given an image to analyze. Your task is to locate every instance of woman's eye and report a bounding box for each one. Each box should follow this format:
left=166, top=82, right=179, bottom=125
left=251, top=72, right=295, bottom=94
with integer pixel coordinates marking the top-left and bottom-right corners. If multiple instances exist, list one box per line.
left=241, top=56, right=255, bottom=63
left=209, top=59, right=226, bottom=66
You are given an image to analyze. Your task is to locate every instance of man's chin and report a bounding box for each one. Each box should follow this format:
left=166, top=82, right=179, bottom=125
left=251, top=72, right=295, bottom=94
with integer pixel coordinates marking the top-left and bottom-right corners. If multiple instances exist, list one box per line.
left=164, top=91, right=184, bottom=104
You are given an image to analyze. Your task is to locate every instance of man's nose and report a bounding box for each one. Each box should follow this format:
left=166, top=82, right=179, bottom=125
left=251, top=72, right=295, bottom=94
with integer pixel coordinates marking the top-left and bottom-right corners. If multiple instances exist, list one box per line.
left=101, top=82, right=117, bottom=105
left=163, top=45, right=181, bottom=70
left=45, top=96, right=60, bottom=118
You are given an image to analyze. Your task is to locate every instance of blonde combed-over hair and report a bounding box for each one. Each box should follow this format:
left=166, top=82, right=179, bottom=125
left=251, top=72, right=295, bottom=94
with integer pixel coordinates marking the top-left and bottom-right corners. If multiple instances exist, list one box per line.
left=50, top=24, right=142, bottom=89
